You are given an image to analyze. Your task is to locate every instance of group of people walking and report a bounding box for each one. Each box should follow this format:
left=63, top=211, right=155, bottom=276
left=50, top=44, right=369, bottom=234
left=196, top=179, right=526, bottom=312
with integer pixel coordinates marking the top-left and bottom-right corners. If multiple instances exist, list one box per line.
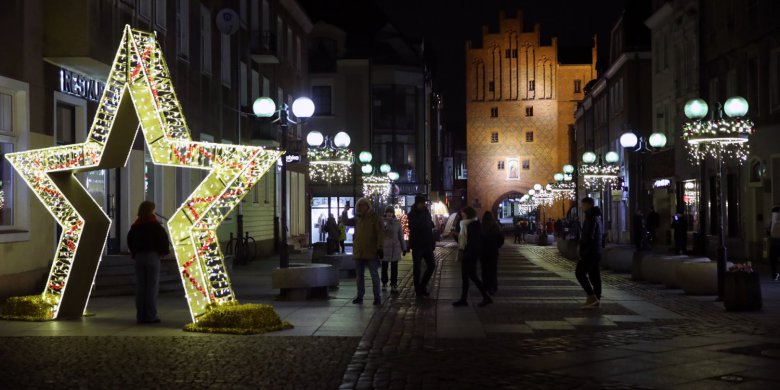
left=346, top=196, right=505, bottom=308
left=123, top=194, right=610, bottom=324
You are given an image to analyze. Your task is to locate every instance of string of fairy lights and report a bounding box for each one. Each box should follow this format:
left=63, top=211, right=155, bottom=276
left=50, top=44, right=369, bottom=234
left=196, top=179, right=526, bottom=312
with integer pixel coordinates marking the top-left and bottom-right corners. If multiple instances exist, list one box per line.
left=5, top=26, right=281, bottom=321
left=308, top=148, right=353, bottom=184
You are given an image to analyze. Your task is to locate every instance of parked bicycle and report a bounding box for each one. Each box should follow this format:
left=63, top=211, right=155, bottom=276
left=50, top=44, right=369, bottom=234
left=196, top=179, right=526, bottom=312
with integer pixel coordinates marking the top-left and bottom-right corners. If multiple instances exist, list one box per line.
left=225, top=232, right=257, bottom=266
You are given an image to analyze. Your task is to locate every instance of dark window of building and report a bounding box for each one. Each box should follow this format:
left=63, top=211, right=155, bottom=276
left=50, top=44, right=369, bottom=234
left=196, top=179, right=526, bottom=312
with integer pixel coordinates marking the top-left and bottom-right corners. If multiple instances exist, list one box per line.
left=312, top=86, right=332, bottom=116
left=529, top=80, right=535, bottom=91
left=526, top=131, right=534, bottom=142
left=372, top=85, right=418, bottom=130
left=490, top=132, right=499, bottom=143
left=522, top=159, right=530, bottom=170
left=56, top=103, right=76, bottom=145
left=525, top=106, right=533, bottom=116
left=488, top=81, right=495, bottom=92
left=490, top=107, right=498, bottom=117
left=497, top=160, right=505, bottom=170
left=512, top=49, right=518, bottom=58
left=505, top=49, right=511, bottom=58
left=574, top=80, right=582, bottom=93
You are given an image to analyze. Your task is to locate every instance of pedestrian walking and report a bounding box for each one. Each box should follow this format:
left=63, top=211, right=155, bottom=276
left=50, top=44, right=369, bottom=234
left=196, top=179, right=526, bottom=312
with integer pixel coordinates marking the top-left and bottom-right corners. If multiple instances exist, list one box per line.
left=481, top=211, right=504, bottom=295
left=768, top=206, right=780, bottom=281
left=338, top=217, right=347, bottom=254
left=646, top=207, right=659, bottom=246
left=520, top=218, right=528, bottom=243
left=347, top=198, right=384, bottom=305
left=513, top=218, right=523, bottom=243
left=381, top=206, right=406, bottom=295
left=127, top=201, right=170, bottom=324
left=408, top=195, right=436, bottom=297
left=326, top=213, right=339, bottom=254
left=576, top=197, right=603, bottom=308
left=452, top=207, right=493, bottom=307
left=672, top=212, right=688, bottom=255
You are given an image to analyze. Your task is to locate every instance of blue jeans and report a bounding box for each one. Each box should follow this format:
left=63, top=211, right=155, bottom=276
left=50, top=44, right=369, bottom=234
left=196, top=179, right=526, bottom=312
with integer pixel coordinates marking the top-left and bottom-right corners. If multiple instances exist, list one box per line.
left=134, top=252, right=160, bottom=322
left=355, top=258, right=380, bottom=300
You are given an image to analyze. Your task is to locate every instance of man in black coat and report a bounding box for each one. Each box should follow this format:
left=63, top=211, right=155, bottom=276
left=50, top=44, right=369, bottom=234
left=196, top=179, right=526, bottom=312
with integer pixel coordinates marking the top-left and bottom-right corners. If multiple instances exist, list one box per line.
left=577, top=197, right=603, bottom=308
left=407, top=195, right=436, bottom=297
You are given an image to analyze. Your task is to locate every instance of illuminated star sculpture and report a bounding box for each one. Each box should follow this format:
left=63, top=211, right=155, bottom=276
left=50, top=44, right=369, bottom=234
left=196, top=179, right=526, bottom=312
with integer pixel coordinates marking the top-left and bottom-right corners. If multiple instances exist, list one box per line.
left=5, top=26, right=281, bottom=321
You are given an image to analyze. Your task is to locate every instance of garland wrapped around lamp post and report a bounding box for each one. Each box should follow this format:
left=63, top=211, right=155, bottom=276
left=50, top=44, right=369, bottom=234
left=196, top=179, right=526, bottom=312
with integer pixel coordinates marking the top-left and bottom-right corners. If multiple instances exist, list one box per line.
left=306, top=131, right=354, bottom=184
left=682, top=96, right=755, bottom=300
left=580, top=151, right=620, bottom=191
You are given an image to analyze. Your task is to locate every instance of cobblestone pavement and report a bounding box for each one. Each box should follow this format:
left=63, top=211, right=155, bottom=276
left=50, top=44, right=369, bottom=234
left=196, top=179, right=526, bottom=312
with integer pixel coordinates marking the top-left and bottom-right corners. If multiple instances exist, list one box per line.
left=3, top=242, right=780, bottom=389
left=0, top=336, right=359, bottom=389
left=339, top=242, right=780, bottom=389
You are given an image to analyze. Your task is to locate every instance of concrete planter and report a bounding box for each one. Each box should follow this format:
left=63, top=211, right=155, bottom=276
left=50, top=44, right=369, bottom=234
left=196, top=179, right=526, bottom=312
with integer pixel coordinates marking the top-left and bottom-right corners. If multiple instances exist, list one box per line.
left=602, top=246, right=634, bottom=273
left=642, top=255, right=690, bottom=284
left=678, top=261, right=718, bottom=295
left=272, top=263, right=335, bottom=300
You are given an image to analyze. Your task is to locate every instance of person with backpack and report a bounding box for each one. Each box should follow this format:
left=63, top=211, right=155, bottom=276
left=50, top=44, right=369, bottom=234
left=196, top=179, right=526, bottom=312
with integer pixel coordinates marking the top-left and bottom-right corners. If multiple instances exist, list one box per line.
left=481, top=211, right=504, bottom=295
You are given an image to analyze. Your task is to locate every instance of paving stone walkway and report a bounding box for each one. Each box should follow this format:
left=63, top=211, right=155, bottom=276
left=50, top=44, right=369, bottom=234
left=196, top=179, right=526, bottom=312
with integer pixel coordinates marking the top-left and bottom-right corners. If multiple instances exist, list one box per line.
left=2, top=240, right=780, bottom=389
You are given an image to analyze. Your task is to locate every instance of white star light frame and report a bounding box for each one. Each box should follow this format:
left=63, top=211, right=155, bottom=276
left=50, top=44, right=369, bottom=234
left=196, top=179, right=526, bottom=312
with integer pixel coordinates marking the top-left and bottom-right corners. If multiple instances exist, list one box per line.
left=5, top=26, right=282, bottom=321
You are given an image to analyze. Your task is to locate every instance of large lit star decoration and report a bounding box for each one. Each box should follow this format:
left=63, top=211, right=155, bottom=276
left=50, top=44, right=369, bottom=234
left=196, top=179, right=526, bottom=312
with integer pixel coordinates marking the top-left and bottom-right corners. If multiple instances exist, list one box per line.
left=682, top=118, right=754, bottom=163
left=308, top=147, right=353, bottom=184
left=4, top=26, right=282, bottom=321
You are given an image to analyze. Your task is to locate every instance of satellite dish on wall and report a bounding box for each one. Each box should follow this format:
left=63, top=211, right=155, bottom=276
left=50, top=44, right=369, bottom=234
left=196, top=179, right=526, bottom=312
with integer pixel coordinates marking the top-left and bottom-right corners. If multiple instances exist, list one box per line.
left=216, top=9, right=240, bottom=35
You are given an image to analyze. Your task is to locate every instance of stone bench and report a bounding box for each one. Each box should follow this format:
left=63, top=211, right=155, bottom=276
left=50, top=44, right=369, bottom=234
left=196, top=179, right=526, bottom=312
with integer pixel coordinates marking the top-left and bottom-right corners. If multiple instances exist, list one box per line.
left=642, top=255, right=690, bottom=284
left=678, top=260, right=719, bottom=295
left=663, top=257, right=710, bottom=288
left=312, top=254, right=343, bottom=289
left=603, top=246, right=634, bottom=273
left=271, top=263, right=335, bottom=300
left=338, top=255, right=356, bottom=278
left=631, top=251, right=655, bottom=280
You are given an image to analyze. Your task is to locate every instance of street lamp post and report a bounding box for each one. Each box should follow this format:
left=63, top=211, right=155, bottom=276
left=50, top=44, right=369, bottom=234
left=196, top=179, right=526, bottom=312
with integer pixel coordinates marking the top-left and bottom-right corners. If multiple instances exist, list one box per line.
left=682, top=96, right=754, bottom=299
left=253, top=96, right=315, bottom=268
left=620, top=129, right=667, bottom=249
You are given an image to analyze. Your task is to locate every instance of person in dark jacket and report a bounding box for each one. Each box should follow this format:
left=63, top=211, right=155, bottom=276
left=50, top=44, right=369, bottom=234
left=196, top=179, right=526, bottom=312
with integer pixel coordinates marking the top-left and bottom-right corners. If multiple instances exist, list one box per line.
left=452, top=207, right=492, bottom=307
left=407, top=195, right=436, bottom=297
left=127, top=201, right=170, bottom=324
left=672, top=212, right=688, bottom=255
left=481, top=211, right=504, bottom=295
left=577, top=197, right=602, bottom=308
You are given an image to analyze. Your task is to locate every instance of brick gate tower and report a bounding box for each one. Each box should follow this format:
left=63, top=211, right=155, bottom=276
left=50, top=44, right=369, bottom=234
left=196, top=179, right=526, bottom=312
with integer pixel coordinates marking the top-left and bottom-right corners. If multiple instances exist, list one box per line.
left=466, top=10, right=596, bottom=218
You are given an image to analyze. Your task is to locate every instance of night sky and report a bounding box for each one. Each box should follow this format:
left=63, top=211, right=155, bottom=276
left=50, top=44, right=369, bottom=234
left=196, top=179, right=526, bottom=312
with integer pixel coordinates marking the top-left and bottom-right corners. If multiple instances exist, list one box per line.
left=302, top=0, right=629, bottom=149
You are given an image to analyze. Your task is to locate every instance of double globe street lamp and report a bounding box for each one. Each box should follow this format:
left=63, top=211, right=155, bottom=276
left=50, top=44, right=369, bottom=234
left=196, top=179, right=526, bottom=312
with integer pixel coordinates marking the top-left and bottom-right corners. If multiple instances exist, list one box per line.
left=253, top=96, right=315, bottom=268
left=682, top=96, right=754, bottom=299
left=619, top=127, right=668, bottom=249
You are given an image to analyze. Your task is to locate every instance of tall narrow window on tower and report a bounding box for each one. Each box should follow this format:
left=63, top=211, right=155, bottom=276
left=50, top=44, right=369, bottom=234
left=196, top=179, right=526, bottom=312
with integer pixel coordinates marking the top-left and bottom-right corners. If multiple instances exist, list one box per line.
left=490, top=107, right=498, bottom=117
left=529, top=80, right=535, bottom=91
left=574, top=80, right=582, bottom=93
left=525, top=106, right=533, bottom=116
left=491, top=132, right=499, bottom=143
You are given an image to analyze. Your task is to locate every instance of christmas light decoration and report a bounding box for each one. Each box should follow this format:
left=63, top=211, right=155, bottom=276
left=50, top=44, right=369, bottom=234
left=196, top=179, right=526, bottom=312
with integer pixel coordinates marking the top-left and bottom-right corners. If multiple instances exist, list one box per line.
left=362, top=175, right=390, bottom=202
left=682, top=118, right=754, bottom=162
left=394, top=207, right=410, bottom=240
left=307, top=147, right=353, bottom=184
left=4, top=26, right=282, bottom=321
left=549, top=180, right=575, bottom=201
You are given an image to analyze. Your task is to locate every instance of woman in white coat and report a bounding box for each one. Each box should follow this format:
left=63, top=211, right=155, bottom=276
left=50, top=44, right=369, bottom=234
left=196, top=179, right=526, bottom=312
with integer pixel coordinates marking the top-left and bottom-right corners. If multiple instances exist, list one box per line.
left=382, top=206, right=406, bottom=295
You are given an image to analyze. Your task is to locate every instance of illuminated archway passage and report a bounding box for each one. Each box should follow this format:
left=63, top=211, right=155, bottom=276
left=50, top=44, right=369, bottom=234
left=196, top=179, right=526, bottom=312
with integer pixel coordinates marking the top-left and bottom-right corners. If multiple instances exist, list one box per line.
left=5, top=26, right=282, bottom=321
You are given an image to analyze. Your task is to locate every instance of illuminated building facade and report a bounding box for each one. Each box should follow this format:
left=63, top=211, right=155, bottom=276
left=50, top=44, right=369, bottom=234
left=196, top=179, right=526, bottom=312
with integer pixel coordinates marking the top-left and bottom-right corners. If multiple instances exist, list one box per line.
left=466, top=10, right=596, bottom=219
